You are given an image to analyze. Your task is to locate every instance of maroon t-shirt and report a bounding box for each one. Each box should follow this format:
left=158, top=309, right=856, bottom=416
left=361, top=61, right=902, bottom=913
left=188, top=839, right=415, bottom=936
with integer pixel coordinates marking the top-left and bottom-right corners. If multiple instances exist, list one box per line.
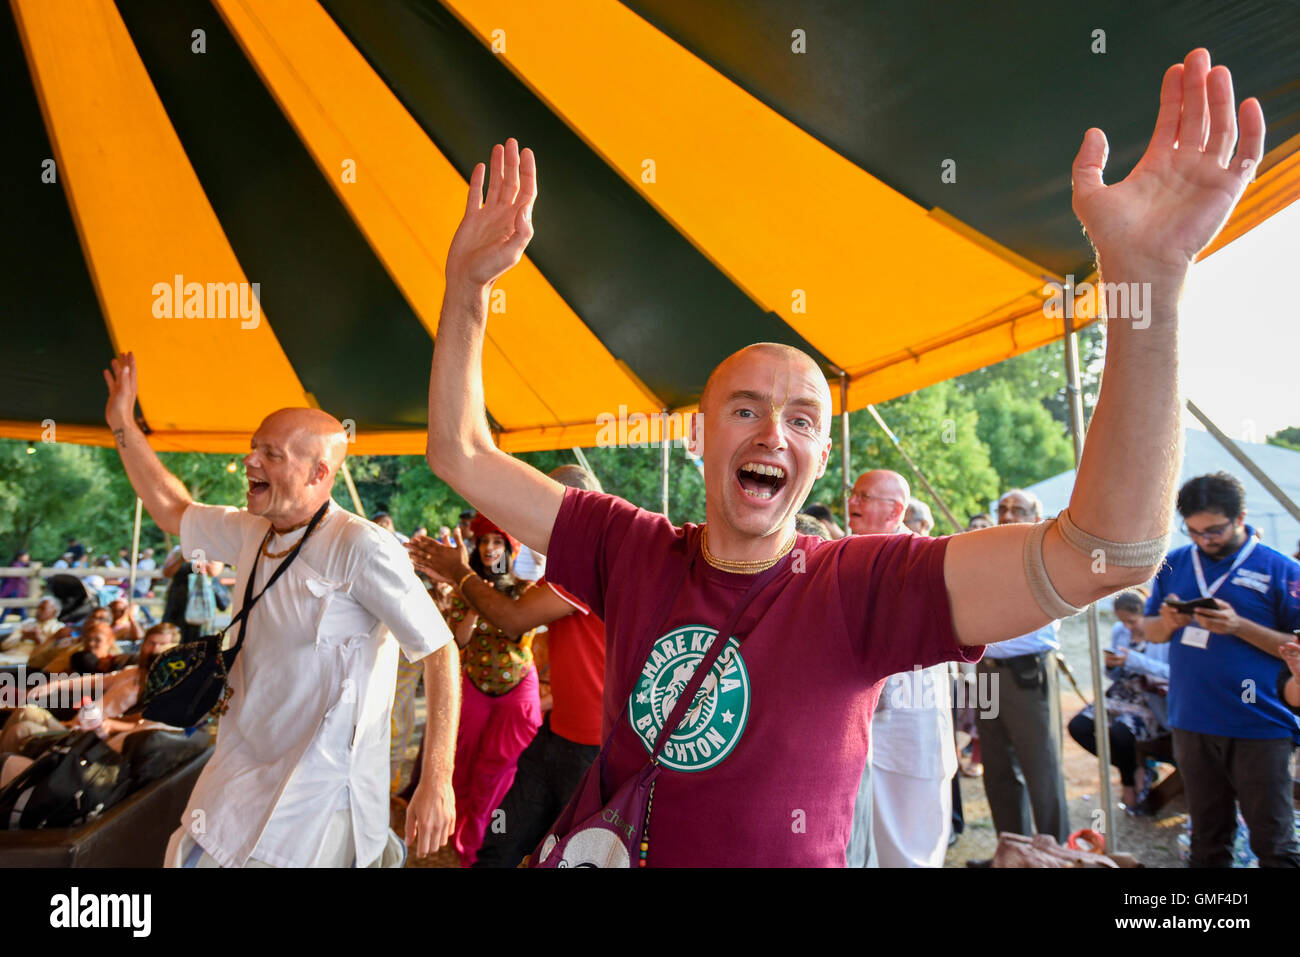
left=546, top=487, right=983, bottom=867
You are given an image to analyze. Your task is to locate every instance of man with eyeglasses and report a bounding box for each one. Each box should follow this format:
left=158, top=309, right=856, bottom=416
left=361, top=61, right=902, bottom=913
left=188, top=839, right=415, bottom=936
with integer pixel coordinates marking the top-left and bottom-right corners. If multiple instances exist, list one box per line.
left=843, top=473, right=957, bottom=867
left=842, top=470, right=911, bottom=866
left=1139, top=472, right=1300, bottom=867
left=971, top=489, right=1071, bottom=858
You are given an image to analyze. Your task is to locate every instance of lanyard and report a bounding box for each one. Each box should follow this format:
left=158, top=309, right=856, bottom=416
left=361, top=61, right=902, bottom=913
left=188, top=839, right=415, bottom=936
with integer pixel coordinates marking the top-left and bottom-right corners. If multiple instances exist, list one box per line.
left=1191, top=535, right=1258, bottom=599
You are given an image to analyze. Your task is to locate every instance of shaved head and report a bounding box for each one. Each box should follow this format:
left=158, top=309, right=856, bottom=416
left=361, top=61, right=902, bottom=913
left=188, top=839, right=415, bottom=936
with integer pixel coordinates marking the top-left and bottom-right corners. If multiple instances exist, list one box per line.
left=244, top=407, right=347, bottom=528
left=700, top=343, right=833, bottom=437
left=261, top=408, right=349, bottom=476
left=690, top=342, right=834, bottom=554
left=848, top=469, right=910, bottom=535
left=857, top=469, right=909, bottom=504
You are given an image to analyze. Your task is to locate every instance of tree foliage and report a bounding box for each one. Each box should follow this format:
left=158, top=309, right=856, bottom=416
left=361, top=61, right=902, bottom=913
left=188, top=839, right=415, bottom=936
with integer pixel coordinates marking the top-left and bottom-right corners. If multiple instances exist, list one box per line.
left=1, top=326, right=1107, bottom=559
left=971, top=380, right=1076, bottom=490
left=1268, top=427, right=1300, bottom=452
left=809, top=380, right=1001, bottom=534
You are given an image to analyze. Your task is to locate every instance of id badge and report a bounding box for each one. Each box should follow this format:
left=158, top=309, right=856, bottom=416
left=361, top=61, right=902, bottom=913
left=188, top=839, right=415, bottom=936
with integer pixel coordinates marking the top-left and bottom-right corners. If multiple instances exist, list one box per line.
left=1181, top=626, right=1211, bottom=649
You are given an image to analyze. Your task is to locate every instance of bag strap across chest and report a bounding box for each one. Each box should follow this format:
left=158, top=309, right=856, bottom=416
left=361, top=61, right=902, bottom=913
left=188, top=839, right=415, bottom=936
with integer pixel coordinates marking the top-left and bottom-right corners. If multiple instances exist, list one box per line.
left=222, top=500, right=330, bottom=656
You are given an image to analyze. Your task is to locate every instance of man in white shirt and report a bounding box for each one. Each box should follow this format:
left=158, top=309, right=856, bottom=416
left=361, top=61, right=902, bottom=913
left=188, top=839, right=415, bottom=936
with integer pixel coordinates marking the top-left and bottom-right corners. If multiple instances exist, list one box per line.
left=103, top=354, right=460, bottom=867
left=1, top=597, right=69, bottom=653
left=846, top=474, right=956, bottom=867
left=872, top=497, right=957, bottom=867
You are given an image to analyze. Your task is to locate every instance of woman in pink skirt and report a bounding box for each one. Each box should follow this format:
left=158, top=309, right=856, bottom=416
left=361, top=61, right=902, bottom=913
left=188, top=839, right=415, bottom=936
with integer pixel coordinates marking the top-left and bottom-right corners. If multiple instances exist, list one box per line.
left=443, top=514, right=542, bottom=866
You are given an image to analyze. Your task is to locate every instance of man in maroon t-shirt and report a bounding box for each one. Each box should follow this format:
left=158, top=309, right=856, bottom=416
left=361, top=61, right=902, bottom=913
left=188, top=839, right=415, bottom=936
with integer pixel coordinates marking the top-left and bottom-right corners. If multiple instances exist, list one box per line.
left=408, top=465, right=609, bottom=867
left=425, top=51, right=1263, bottom=864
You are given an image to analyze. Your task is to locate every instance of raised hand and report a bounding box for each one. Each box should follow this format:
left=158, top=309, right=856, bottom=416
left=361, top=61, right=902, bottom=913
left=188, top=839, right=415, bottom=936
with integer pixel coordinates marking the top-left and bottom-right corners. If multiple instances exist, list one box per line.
left=1072, top=49, right=1265, bottom=275
left=103, top=351, right=139, bottom=434
left=445, top=138, right=537, bottom=288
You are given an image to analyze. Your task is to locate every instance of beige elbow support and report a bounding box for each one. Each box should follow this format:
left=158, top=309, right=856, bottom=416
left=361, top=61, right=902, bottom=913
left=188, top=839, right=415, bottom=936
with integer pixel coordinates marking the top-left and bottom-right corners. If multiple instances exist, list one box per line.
left=1054, top=508, right=1170, bottom=568
left=1022, top=509, right=1170, bottom=620
left=1023, top=520, right=1086, bottom=620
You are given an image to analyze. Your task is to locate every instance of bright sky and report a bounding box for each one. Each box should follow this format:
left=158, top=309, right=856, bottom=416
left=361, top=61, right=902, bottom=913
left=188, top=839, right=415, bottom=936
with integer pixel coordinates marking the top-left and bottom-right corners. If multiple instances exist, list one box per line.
left=1178, top=197, right=1299, bottom=442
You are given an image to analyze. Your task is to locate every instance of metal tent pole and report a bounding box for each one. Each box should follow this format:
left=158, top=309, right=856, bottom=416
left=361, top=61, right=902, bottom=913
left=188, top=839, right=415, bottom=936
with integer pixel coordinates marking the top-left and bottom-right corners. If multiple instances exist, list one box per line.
left=864, top=404, right=962, bottom=534
left=660, top=411, right=671, bottom=517
left=571, top=446, right=594, bottom=476
left=339, top=460, right=366, bottom=516
left=1064, top=313, right=1114, bottom=853
left=840, top=376, right=851, bottom=528
left=128, top=497, right=143, bottom=600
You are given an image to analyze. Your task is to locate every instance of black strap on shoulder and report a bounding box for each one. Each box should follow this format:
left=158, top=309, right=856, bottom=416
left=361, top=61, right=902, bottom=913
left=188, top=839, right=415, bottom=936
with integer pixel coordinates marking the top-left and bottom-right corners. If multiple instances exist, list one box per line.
left=647, top=554, right=786, bottom=764
left=222, top=500, right=331, bottom=654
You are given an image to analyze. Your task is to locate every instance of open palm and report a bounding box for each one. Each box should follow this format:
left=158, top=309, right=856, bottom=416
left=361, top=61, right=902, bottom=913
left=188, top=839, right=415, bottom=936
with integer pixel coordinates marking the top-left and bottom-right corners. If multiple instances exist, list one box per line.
left=103, top=351, right=139, bottom=431
left=446, top=138, right=538, bottom=287
left=1072, top=49, right=1265, bottom=273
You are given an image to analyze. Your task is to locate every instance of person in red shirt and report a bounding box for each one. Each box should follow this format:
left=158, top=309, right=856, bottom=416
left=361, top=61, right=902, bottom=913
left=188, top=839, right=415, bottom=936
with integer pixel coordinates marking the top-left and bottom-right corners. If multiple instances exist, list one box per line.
left=425, top=51, right=1263, bottom=864
left=407, top=464, right=607, bottom=868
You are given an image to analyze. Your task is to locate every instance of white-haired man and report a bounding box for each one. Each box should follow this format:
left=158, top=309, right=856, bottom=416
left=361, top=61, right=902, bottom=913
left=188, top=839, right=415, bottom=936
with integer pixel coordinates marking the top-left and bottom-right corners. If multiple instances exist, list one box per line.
left=103, top=356, right=460, bottom=867
left=426, top=49, right=1262, bottom=865
left=972, top=488, right=1071, bottom=857
left=904, top=499, right=935, bottom=537
left=847, top=475, right=956, bottom=867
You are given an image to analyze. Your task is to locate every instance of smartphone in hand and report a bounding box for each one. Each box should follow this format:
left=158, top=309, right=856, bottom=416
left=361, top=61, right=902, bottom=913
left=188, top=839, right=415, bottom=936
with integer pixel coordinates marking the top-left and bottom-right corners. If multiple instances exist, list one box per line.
left=1163, top=597, right=1219, bottom=614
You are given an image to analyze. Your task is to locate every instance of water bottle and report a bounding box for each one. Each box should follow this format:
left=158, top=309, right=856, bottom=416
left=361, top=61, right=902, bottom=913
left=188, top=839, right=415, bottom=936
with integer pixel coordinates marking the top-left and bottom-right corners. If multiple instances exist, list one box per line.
left=78, top=695, right=106, bottom=739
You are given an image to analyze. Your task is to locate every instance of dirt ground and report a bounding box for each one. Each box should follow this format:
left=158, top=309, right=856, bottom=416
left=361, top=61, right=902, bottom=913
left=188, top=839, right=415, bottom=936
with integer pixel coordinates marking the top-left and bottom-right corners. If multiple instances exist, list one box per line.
left=945, top=700, right=1187, bottom=867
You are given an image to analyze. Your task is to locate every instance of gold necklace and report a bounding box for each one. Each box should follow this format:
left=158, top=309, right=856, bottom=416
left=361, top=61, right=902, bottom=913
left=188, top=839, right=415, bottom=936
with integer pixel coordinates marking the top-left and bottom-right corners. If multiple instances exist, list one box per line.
left=700, top=524, right=796, bottom=574
left=271, top=516, right=312, bottom=535
left=262, top=540, right=300, bottom=559
left=261, top=515, right=315, bottom=558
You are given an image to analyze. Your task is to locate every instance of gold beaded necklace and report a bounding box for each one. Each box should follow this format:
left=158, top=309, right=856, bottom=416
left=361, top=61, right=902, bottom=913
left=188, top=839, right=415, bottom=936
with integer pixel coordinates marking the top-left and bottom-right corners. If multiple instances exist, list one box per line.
left=700, top=524, right=796, bottom=574
left=262, top=515, right=313, bottom=559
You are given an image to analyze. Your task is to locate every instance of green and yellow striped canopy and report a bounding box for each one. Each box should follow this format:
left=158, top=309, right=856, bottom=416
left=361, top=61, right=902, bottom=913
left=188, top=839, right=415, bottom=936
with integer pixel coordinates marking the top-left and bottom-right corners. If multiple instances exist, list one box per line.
left=4, top=0, right=1298, bottom=453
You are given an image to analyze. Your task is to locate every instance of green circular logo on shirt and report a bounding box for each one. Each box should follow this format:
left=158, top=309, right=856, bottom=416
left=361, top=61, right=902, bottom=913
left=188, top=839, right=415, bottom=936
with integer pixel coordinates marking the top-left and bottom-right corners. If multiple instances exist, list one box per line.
left=627, top=625, right=749, bottom=772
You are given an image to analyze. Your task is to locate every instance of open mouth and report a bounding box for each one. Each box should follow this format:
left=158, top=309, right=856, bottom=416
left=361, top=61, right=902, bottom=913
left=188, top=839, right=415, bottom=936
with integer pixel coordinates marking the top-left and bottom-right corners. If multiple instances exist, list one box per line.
left=248, top=478, right=270, bottom=497
left=735, top=462, right=788, bottom=501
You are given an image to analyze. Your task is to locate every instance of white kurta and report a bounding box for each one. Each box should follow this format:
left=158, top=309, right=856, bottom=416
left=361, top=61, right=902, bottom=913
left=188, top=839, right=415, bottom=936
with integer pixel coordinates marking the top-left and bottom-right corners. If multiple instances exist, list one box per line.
left=870, top=663, right=957, bottom=867
left=170, top=501, right=452, bottom=868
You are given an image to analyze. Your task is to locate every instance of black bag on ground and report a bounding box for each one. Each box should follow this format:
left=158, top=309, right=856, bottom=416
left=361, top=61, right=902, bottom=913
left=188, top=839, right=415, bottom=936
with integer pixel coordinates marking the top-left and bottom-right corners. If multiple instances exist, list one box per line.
left=19, top=729, right=72, bottom=760
left=120, top=727, right=211, bottom=789
left=0, top=731, right=131, bottom=829
left=130, top=502, right=328, bottom=729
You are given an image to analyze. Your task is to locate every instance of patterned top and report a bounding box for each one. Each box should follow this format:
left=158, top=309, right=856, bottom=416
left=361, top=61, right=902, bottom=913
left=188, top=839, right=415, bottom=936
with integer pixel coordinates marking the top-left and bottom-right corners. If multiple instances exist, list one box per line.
left=446, top=592, right=535, bottom=696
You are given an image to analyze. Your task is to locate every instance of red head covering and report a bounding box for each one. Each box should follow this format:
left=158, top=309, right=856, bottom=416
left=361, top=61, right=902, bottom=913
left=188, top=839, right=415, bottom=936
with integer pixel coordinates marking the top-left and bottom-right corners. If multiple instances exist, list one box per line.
left=468, top=513, right=519, bottom=556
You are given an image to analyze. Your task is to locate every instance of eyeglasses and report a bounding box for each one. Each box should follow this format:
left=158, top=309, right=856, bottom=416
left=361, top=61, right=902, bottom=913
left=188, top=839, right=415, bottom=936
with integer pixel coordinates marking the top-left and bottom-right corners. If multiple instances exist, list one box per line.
left=849, top=491, right=902, bottom=506
left=997, top=504, right=1034, bottom=518
left=1180, top=520, right=1234, bottom=540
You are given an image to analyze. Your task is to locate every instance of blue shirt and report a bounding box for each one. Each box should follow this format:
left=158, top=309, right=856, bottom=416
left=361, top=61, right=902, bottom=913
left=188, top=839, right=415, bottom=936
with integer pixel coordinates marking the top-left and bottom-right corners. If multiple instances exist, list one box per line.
left=1109, top=621, right=1169, bottom=681
left=1108, top=622, right=1170, bottom=732
left=1147, top=528, right=1300, bottom=740
left=985, top=621, right=1059, bottom=659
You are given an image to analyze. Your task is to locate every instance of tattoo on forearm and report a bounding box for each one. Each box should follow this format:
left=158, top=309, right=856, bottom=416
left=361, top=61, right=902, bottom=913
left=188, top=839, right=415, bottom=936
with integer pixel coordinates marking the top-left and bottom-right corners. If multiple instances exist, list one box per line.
left=113, top=428, right=126, bottom=448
